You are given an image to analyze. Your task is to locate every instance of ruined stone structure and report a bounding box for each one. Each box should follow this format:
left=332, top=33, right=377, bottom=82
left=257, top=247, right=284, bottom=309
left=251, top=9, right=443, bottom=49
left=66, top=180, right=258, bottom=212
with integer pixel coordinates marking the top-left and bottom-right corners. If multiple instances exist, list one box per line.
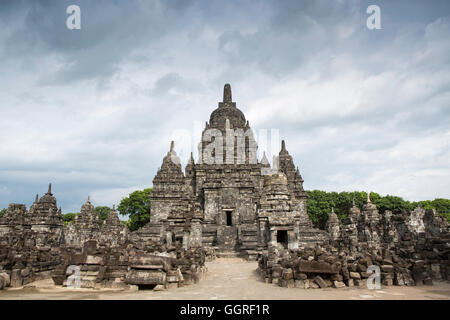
left=258, top=195, right=449, bottom=289
left=143, top=84, right=324, bottom=258
left=0, top=185, right=63, bottom=287
left=0, top=184, right=208, bottom=290
left=0, top=84, right=449, bottom=292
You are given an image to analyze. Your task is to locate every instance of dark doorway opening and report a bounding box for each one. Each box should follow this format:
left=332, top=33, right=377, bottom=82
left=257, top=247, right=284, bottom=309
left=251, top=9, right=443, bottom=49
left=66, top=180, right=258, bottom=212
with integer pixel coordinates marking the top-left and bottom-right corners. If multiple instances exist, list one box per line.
left=175, top=236, right=183, bottom=244
left=137, top=284, right=156, bottom=290
left=225, top=211, right=232, bottom=226
left=277, top=230, right=288, bottom=248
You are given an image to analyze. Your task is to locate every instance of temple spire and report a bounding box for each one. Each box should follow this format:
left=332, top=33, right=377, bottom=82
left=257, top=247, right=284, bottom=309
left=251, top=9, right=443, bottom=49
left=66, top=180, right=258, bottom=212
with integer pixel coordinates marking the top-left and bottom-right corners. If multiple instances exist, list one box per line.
left=188, top=152, right=195, bottom=165
left=88, top=195, right=91, bottom=203
left=367, top=192, right=371, bottom=203
left=47, top=183, right=52, bottom=195
left=280, top=140, right=289, bottom=155
left=113, top=204, right=116, bottom=210
left=35, top=194, right=39, bottom=203
left=223, top=83, right=232, bottom=103
left=352, top=197, right=356, bottom=207
left=170, top=141, right=175, bottom=152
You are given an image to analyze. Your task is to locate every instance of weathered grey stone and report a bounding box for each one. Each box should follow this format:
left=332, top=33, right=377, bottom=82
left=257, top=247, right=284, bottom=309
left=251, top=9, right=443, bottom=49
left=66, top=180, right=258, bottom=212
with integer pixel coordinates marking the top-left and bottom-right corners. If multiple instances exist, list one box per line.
left=314, top=275, right=328, bottom=288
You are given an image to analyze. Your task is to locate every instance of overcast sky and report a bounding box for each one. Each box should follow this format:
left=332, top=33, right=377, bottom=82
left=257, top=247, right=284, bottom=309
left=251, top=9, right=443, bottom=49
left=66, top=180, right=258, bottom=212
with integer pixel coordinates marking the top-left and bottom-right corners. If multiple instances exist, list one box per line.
left=0, top=0, right=449, bottom=213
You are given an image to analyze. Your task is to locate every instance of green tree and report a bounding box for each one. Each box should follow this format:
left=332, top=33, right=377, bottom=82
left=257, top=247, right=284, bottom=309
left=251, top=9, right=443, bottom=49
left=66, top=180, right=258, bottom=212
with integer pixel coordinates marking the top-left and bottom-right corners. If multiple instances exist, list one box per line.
left=94, top=206, right=111, bottom=226
left=62, top=212, right=79, bottom=226
left=0, top=208, right=7, bottom=218
left=117, top=188, right=152, bottom=231
left=372, top=194, right=413, bottom=214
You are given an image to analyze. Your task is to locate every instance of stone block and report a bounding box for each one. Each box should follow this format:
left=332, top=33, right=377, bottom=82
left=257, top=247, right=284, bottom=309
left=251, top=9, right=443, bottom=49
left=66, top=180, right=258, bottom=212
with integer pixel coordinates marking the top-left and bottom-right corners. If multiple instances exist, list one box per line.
left=331, top=274, right=343, bottom=281
left=294, top=280, right=309, bottom=289
left=10, top=269, right=22, bottom=287
left=0, top=272, right=11, bottom=287
left=281, top=268, right=293, bottom=280
left=381, top=265, right=394, bottom=273
left=298, top=260, right=339, bottom=274
left=314, top=275, right=328, bottom=288
left=346, top=279, right=354, bottom=287
left=153, top=284, right=165, bottom=291
left=333, top=281, right=346, bottom=288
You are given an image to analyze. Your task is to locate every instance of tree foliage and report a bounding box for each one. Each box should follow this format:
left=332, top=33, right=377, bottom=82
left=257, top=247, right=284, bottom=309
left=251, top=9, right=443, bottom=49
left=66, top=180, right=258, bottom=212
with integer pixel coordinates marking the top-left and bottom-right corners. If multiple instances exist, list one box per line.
left=117, top=188, right=152, bottom=231
left=94, top=206, right=111, bottom=226
left=62, top=212, right=79, bottom=226
left=0, top=208, right=7, bottom=218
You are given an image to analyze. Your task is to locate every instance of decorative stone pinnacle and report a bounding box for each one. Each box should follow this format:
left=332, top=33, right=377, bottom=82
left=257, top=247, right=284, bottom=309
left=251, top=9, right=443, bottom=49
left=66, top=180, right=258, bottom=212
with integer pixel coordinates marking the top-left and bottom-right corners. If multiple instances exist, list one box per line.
left=35, top=194, right=39, bottom=203
left=113, top=204, right=115, bottom=210
left=223, top=84, right=232, bottom=103
left=47, top=183, right=52, bottom=194
left=367, top=192, right=371, bottom=203
left=170, top=141, right=175, bottom=152
left=88, top=195, right=91, bottom=202
left=352, top=197, right=356, bottom=207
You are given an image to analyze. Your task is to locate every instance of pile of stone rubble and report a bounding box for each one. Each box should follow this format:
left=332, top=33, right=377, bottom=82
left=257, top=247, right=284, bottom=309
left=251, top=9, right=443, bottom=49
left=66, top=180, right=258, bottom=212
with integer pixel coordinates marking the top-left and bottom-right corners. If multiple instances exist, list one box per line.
left=51, top=240, right=207, bottom=290
left=257, top=197, right=449, bottom=289
left=0, top=185, right=210, bottom=291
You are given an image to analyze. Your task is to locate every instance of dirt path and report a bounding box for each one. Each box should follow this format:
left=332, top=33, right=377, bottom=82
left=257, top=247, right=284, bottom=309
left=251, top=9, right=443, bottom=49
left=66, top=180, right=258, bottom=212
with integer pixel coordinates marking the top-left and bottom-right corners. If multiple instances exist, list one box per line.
left=1, top=258, right=449, bottom=300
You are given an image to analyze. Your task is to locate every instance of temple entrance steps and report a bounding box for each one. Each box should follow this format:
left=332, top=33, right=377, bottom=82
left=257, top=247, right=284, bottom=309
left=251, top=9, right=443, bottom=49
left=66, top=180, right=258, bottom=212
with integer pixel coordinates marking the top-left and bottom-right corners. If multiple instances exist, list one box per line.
left=214, top=248, right=261, bottom=260
left=215, top=251, right=242, bottom=259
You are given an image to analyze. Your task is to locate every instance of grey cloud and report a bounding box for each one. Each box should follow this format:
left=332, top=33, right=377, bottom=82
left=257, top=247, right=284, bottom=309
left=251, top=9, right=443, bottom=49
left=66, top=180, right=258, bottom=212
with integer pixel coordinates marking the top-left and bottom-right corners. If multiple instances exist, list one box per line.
left=1, top=0, right=450, bottom=211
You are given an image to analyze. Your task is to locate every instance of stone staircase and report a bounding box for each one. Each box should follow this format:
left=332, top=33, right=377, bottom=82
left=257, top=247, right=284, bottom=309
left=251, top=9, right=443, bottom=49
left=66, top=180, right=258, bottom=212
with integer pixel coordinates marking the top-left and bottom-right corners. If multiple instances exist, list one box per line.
left=215, top=250, right=243, bottom=259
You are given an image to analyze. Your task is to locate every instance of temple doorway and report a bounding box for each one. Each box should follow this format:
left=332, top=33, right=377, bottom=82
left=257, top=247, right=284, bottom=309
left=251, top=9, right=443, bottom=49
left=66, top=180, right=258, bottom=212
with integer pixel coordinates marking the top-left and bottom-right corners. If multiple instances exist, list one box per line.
left=225, top=211, right=233, bottom=226
left=276, top=230, right=288, bottom=248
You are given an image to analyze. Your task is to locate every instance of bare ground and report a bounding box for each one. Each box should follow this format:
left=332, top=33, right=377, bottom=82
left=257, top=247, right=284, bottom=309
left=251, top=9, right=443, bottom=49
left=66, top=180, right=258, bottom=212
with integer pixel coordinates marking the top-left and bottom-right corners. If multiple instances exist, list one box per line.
left=0, top=258, right=449, bottom=300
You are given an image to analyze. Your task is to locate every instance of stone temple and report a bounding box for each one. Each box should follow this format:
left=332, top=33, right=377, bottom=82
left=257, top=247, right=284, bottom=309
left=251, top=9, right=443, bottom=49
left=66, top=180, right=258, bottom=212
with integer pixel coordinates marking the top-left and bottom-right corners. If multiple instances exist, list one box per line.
left=0, top=84, right=448, bottom=291
left=137, top=84, right=326, bottom=258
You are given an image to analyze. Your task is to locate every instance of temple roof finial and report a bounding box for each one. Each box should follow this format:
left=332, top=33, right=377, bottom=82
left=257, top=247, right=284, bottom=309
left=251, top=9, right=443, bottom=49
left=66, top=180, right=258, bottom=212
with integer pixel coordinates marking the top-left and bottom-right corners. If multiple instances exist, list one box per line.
left=47, top=183, right=52, bottom=194
left=352, top=196, right=356, bottom=207
left=280, top=140, right=288, bottom=155
left=223, top=83, right=232, bottom=103
left=113, top=204, right=115, bottom=210
left=88, top=195, right=91, bottom=202
left=170, top=141, right=175, bottom=152
left=35, top=194, right=39, bottom=203
left=367, top=192, right=371, bottom=203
